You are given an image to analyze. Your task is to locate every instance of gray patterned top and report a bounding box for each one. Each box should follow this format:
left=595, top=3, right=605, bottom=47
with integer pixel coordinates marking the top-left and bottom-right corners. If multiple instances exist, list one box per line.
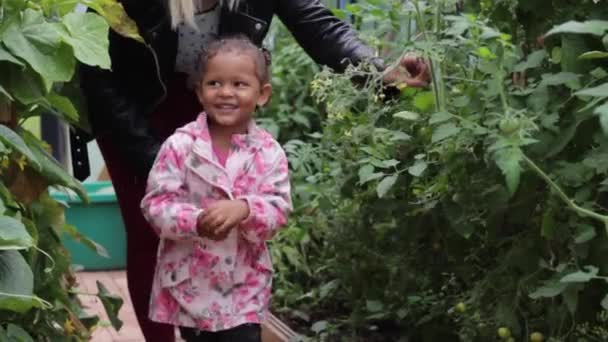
left=175, top=3, right=221, bottom=88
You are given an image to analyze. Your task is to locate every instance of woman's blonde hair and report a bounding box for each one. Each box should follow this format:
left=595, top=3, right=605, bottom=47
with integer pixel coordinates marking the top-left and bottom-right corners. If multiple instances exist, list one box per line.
left=169, top=0, right=240, bottom=29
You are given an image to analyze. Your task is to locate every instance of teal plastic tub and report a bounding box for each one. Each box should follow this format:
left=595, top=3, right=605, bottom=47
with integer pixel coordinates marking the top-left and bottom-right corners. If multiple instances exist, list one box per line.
left=52, top=181, right=126, bottom=270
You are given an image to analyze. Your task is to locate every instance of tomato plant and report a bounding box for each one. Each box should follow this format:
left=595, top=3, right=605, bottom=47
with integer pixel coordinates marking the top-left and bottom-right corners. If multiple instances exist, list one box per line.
left=270, top=0, right=608, bottom=341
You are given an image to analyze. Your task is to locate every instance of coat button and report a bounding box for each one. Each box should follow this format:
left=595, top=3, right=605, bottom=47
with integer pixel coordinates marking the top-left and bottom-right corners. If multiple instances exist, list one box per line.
left=254, top=23, right=262, bottom=31
left=170, top=272, right=176, bottom=281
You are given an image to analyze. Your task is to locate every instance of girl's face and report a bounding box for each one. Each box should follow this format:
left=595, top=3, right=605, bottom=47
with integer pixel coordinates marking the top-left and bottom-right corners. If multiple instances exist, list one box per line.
left=197, top=51, right=271, bottom=130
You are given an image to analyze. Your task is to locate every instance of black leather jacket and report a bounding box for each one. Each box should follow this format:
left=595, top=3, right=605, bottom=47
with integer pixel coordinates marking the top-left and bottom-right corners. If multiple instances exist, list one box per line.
left=80, top=0, right=382, bottom=177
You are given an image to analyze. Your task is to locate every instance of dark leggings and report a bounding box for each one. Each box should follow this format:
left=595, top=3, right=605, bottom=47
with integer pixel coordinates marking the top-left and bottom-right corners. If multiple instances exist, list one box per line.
left=179, top=324, right=262, bottom=342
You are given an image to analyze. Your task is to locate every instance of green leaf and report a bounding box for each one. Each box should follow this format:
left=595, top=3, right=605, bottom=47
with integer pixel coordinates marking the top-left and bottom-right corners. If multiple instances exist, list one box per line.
left=2, top=9, right=74, bottom=84
left=601, top=293, right=608, bottom=310
left=376, top=174, right=398, bottom=198
left=390, top=131, right=411, bottom=141
left=0, top=63, right=46, bottom=104
left=62, top=224, right=109, bottom=258
left=579, top=51, right=608, bottom=60
left=408, top=160, right=427, bottom=177
left=432, top=122, right=461, bottom=143
left=546, top=20, right=608, bottom=37
left=575, top=83, right=608, bottom=97
left=539, top=72, right=580, bottom=88
left=591, top=67, right=608, bottom=79
left=551, top=47, right=562, bottom=64
left=541, top=207, right=555, bottom=239
left=358, top=165, right=374, bottom=183
left=452, top=96, right=469, bottom=108
left=544, top=113, right=593, bottom=158
left=594, top=103, right=608, bottom=135
left=366, top=300, right=383, bottom=313
left=331, top=8, right=346, bottom=20
left=0, top=250, right=42, bottom=313
left=480, top=27, right=501, bottom=40
left=574, top=224, right=596, bottom=244
left=514, top=50, right=546, bottom=72
left=381, top=159, right=400, bottom=168
left=529, top=280, right=568, bottom=299
left=85, top=0, right=144, bottom=43
left=311, top=320, right=328, bottom=334
left=0, top=125, right=41, bottom=170
left=0, top=216, right=33, bottom=250
left=0, top=45, right=24, bottom=66
left=477, top=46, right=496, bottom=60
left=560, top=266, right=599, bottom=283
left=45, top=92, right=79, bottom=122
left=20, top=129, right=87, bottom=202
left=96, top=280, right=124, bottom=330
left=6, top=324, right=34, bottom=342
left=319, top=279, right=339, bottom=299
left=60, top=12, right=110, bottom=69
left=429, top=111, right=452, bottom=124
left=413, top=91, right=435, bottom=112
left=43, top=0, right=80, bottom=15
left=494, top=147, right=522, bottom=196
left=393, top=111, right=420, bottom=121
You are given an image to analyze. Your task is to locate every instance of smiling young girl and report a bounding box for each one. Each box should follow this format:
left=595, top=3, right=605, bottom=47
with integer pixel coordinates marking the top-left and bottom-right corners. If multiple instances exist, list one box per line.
left=140, top=36, right=291, bottom=342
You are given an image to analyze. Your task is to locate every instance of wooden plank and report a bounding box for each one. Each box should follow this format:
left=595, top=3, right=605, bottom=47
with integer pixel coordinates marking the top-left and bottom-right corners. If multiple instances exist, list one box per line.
left=89, top=327, right=114, bottom=342
left=262, top=313, right=298, bottom=342
left=76, top=271, right=295, bottom=342
left=94, top=271, right=145, bottom=341
left=77, top=272, right=117, bottom=341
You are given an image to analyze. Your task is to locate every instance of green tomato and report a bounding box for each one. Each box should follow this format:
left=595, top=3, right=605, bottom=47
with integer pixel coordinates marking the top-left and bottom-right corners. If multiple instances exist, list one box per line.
left=498, top=327, right=511, bottom=339
left=530, top=332, right=544, bottom=342
left=455, top=302, right=466, bottom=313
left=419, top=127, right=432, bottom=138
left=499, top=117, right=520, bottom=134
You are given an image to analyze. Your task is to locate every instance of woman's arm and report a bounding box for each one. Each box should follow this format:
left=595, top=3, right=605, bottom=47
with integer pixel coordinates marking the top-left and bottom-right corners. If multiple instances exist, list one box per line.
left=275, top=0, right=382, bottom=73
left=275, top=0, right=429, bottom=87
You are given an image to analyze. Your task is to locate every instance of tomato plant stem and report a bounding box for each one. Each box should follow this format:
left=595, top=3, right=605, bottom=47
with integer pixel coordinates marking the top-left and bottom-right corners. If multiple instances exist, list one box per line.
left=412, top=0, right=444, bottom=112
left=523, top=155, right=608, bottom=231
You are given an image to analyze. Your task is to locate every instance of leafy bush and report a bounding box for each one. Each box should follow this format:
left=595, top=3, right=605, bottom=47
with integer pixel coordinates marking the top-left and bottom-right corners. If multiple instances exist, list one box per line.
left=0, top=0, right=139, bottom=339
left=270, top=1, right=608, bottom=341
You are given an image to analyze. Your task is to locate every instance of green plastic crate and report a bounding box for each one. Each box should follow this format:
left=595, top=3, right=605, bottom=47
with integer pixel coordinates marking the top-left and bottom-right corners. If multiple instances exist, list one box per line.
left=52, top=181, right=126, bottom=270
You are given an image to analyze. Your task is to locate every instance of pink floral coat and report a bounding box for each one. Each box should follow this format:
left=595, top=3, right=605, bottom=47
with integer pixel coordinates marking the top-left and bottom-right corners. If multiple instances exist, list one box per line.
left=140, top=113, right=292, bottom=332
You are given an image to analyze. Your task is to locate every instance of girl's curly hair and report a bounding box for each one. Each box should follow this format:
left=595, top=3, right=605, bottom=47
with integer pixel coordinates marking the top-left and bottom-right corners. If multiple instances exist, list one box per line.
left=198, top=34, right=272, bottom=84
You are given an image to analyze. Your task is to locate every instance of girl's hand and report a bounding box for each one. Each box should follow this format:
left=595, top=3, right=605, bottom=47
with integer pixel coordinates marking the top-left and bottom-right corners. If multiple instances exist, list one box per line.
left=196, top=211, right=215, bottom=239
left=197, top=200, right=250, bottom=240
left=383, top=55, right=430, bottom=88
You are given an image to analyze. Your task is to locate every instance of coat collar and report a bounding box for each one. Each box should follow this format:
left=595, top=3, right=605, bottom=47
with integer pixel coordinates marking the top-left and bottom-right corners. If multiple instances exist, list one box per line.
left=190, top=112, right=265, bottom=164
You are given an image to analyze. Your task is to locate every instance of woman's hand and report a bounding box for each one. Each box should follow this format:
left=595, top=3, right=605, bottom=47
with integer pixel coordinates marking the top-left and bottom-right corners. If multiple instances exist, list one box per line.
left=382, top=55, right=430, bottom=88
left=197, top=200, right=250, bottom=241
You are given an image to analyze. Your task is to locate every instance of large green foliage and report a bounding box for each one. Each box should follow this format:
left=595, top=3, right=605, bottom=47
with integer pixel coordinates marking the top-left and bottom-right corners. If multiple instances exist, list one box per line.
left=269, top=1, right=608, bottom=341
left=0, top=0, right=138, bottom=339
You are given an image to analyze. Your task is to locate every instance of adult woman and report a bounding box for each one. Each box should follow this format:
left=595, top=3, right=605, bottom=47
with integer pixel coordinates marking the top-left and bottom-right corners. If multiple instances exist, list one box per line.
left=80, top=1, right=428, bottom=341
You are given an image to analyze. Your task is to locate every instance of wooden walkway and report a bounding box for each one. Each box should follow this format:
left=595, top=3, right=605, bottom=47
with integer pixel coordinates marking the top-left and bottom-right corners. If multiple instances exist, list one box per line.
left=75, top=271, right=183, bottom=342
left=75, top=271, right=295, bottom=342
